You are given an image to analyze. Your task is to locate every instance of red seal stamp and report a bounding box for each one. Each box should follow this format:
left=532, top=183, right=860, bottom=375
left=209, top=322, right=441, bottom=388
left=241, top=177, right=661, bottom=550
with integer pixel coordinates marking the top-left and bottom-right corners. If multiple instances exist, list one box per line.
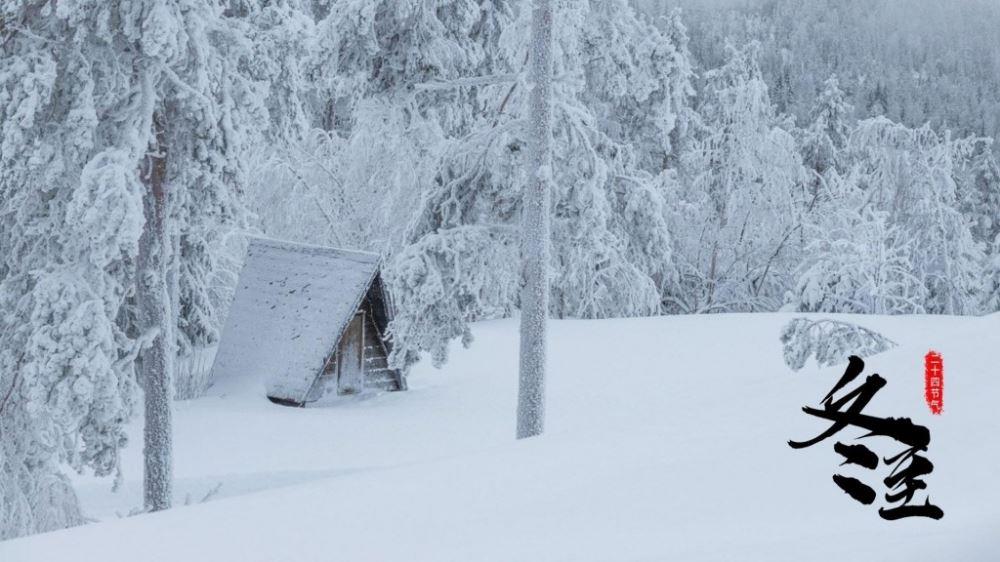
left=924, top=351, right=944, bottom=415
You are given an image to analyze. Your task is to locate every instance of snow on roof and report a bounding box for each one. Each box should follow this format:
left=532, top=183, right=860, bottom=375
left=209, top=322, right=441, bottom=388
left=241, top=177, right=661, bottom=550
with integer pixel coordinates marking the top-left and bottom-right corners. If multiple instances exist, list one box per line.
left=210, top=237, right=381, bottom=403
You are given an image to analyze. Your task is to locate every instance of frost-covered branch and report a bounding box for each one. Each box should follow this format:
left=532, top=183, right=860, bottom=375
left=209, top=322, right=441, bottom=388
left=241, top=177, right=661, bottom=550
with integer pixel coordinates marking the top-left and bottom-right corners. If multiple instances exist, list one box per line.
left=780, top=318, right=897, bottom=372
left=413, top=73, right=518, bottom=91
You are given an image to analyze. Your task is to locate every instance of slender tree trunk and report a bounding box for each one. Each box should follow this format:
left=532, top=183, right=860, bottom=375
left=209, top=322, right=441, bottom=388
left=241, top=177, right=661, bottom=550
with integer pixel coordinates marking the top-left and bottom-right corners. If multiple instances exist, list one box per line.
left=516, top=0, right=553, bottom=440
left=167, top=224, right=183, bottom=396
left=138, top=109, right=174, bottom=512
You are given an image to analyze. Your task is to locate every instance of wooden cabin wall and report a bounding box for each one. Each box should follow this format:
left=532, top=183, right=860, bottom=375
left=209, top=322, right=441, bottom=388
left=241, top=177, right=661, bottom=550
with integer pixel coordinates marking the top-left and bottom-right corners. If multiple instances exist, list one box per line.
left=304, top=293, right=404, bottom=403
left=360, top=297, right=401, bottom=392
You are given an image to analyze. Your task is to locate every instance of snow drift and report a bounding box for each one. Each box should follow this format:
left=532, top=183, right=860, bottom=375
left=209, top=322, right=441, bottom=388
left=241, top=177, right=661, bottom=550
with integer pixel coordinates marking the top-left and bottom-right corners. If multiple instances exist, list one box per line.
left=1, top=313, right=997, bottom=561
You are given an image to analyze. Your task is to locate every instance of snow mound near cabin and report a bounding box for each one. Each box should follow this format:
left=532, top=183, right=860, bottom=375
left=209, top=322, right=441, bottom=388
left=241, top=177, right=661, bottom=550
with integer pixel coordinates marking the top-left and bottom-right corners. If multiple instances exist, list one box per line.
left=2, top=313, right=998, bottom=561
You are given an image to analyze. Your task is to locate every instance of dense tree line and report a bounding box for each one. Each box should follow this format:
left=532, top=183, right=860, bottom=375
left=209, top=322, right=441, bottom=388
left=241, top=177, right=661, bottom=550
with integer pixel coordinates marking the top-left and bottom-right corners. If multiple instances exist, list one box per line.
left=638, top=0, right=1000, bottom=151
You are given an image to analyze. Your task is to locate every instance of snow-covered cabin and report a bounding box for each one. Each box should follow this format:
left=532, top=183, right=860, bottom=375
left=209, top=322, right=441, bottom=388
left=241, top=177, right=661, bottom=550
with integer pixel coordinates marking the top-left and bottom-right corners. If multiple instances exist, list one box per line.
left=210, top=238, right=405, bottom=406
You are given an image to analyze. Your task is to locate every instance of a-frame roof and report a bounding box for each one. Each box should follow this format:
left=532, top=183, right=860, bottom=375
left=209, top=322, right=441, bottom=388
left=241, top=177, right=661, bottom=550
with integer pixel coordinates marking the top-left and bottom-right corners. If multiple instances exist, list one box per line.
left=210, top=237, right=382, bottom=403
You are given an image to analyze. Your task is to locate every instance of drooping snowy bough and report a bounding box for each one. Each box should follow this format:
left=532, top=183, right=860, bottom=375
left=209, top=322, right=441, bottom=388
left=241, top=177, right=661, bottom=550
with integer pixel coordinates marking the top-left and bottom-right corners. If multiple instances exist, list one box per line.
left=779, top=318, right=897, bottom=372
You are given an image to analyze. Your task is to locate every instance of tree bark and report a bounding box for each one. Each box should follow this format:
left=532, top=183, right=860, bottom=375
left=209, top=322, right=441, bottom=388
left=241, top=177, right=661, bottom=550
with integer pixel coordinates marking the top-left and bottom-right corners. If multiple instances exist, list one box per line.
left=516, top=0, right=553, bottom=440
left=138, top=108, right=173, bottom=512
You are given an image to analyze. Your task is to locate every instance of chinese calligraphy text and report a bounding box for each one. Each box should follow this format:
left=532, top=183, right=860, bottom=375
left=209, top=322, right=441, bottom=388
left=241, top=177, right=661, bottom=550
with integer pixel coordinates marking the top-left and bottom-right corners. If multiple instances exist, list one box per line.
left=789, top=356, right=944, bottom=520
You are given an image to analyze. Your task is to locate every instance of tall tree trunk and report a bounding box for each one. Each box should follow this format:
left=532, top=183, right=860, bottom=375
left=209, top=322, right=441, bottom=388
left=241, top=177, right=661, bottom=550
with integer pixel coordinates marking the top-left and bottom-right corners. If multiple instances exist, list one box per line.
left=516, top=0, right=553, bottom=440
left=138, top=109, right=174, bottom=512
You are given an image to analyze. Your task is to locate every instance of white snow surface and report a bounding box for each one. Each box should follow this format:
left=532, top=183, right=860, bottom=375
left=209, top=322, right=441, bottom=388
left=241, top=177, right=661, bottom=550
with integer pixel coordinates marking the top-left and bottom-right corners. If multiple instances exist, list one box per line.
left=2, top=313, right=998, bottom=561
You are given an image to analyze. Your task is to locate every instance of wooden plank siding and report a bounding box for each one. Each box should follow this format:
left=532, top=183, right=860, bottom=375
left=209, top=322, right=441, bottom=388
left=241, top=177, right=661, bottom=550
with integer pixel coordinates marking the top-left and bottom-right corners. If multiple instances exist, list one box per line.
left=307, top=296, right=400, bottom=401
left=360, top=297, right=401, bottom=392
left=336, top=311, right=365, bottom=395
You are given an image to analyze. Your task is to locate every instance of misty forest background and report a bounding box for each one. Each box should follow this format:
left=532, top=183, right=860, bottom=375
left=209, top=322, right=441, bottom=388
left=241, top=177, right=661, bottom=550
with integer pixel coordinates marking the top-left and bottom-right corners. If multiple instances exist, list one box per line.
left=2, top=0, right=1000, bottom=539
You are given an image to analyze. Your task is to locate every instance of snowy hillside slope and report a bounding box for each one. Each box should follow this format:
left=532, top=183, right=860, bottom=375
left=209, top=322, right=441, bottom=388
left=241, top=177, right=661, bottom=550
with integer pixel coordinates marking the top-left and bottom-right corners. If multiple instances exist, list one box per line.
left=2, top=313, right=998, bottom=561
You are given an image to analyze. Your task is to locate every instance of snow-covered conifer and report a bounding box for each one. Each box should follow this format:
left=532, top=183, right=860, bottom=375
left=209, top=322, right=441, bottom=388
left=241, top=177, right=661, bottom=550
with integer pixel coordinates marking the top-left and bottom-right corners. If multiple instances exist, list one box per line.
left=310, top=0, right=486, bottom=136
left=1, top=2, right=144, bottom=536
left=1, top=0, right=267, bottom=531
left=956, top=140, right=1000, bottom=312
left=800, top=76, right=853, bottom=179
left=580, top=1, right=695, bottom=173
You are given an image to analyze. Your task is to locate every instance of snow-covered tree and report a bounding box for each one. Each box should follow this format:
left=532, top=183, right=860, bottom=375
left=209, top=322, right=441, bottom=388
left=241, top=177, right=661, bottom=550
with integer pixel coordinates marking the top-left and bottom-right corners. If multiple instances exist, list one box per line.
left=984, top=238, right=1000, bottom=313
left=247, top=113, right=432, bottom=258
left=135, top=0, right=265, bottom=510
left=580, top=2, right=695, bottom=173
left=669, top=41, right=807, bottom=313
left=310, top=0, right=488, bottom=136
left=956, top=139, right=1000, bottom=312
left=958, top=140, right=1000, bottom=248
left=659, top=9, right=699, bottom=170
left=800, top=76, right=853, bottom=179
left=382, top=0, right=523, bottom=368
left=793, top=203, right=928, bottom=315
left=167, top=1, right=301, bottom=400
left=848, top=118, right=986, bottom=315
left=387, top=0, right=686, bottom=368
left=655, top=0, right=1000, bottom=161
left=249, top=0, right=501, bottom=254
left=780, top=319, right=896, bottom=372
left=1, top=0, right=266, bottom=533
left=137, top=106, right=173, bottom=513
left=516, top=0, right=553, bottom=440
left=1, top=1, right=145, bottom=537
left=792, top=115, right=990, bottom=316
